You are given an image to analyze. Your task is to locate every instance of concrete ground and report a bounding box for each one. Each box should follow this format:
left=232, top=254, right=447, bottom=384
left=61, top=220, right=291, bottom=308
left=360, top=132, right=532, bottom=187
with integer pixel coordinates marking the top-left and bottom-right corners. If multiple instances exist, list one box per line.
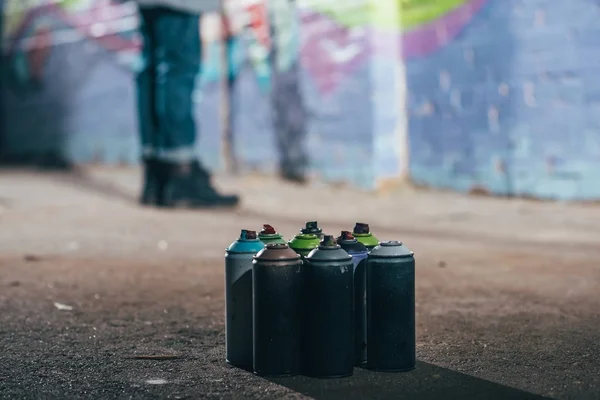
left=0, top=166, right=599, bottom=399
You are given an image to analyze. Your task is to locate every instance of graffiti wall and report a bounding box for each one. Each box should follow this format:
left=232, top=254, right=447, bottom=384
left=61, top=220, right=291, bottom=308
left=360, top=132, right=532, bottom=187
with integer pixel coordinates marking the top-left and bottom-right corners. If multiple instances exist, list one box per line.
left=3, top=0, right=600, bottom=199
left=1, top=0, right=143, bottom=164
left=0, top=0, right=404, bottom=190
left=405, top=0, right=600, bottom=200
left=294, top=0, right=404, bottom=187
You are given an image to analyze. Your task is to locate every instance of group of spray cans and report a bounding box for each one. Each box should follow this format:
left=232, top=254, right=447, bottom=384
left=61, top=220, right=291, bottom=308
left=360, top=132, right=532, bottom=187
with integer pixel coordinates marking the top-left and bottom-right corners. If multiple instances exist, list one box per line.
left=224, top=221, right=415, bottom=378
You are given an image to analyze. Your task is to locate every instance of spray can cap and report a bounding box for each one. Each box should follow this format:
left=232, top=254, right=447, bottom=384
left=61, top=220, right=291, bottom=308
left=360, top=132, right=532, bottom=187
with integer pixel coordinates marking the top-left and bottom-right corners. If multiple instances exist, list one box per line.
left=369, top=240, right=414, bottom=258
left=254, top=242, right=302, bottom=261
left=353, top=222, right=371, bottom=234
left=337, top=231, right=356, bottom=242
left=261, top=224, right=277, bottom=235
left=227, top=229, right=264, bottom=253
left=301, top=221, right=322, bottom=235
left=240, top=229, right=257, bottom=240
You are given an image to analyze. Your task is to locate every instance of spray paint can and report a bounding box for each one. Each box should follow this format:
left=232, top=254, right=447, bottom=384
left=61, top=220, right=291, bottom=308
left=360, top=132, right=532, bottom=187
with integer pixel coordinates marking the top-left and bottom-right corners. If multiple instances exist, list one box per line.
left=258, top=224, right=286, bottom=245
left=353, top=222, right=379, bottom=251
left=367, top=241, right=415, bottom=372
left=225, top=229, right=265, bottom=368
left=288, top=233, right=320, bottom=259
left=336, top=231, right=369, bottom=365
left=303, top=235, right=354, bottom=378
left=252, top=243, right=304, bottom=376
left=300, top=221, right=324, bottom=239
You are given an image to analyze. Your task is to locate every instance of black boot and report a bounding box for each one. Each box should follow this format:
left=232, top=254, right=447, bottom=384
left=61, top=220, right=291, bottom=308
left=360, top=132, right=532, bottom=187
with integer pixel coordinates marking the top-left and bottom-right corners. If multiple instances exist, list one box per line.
left=280, top=162, right=307, bottom=184
left=140, top=157, right=164, bottom=206
left=160, top=160, right=240, bottom=209
left=280, top=170, right=307, bottom=184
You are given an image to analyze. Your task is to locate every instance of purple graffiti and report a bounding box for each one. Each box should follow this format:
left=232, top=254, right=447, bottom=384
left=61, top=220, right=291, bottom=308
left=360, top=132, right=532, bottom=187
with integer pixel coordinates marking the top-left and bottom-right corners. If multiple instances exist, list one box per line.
left=299, top=11, right=369, bottom=94
left=401, top=0, right=488, bottom=59
left=298, top=0, right=488, bottom=94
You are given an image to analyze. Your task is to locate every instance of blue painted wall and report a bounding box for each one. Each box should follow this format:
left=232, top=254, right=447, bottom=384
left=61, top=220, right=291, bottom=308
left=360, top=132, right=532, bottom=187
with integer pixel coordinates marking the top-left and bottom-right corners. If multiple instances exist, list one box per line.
left=406, top=0, right=600, bottom=200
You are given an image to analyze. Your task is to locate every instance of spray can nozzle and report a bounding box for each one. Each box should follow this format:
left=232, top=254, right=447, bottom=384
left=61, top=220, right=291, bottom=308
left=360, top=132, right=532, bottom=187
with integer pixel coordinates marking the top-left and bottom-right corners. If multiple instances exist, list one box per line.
left=319, top=234, right=338, bottom=248
left=261, top=224, right=276, bottom=235
left=302, top=221, right=322, bottom=234
left=353, top=222, right=370, bottom=234
left=266, top=242, right=288, bottom=250
left=240, top=229, right=257, bottom=240
left=338, top=231, right=355, bottom=242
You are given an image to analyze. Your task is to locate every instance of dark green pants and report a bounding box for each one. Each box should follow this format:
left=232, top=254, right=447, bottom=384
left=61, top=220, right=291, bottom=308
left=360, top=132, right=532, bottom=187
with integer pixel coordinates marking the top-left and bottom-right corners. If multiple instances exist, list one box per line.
left=137, top=6, right=201, bottom=162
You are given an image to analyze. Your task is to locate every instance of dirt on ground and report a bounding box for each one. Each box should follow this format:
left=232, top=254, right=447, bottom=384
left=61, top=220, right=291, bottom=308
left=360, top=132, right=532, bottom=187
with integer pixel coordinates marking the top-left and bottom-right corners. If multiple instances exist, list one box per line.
left=1, top=244, right=598, bottom=400
left=0, top=169, right=599, bottom=399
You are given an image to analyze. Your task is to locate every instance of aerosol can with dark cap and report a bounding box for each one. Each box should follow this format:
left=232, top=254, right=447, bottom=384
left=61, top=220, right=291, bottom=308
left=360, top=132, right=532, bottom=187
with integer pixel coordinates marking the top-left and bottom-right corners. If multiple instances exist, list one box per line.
left=367, top=240, right=416, bottom=372
left=303, top=235, right=355, bottom=378
left=252, top=243, right=304, bottom=377
left=258, top=224, right=286, bottom=245
left=224, top=230, right=265, bottom=368
left=336, top=231, right=369, bottom=365
left=301, top=221, right=324, bottom=239
left=353, top=222, right=379, bottom=251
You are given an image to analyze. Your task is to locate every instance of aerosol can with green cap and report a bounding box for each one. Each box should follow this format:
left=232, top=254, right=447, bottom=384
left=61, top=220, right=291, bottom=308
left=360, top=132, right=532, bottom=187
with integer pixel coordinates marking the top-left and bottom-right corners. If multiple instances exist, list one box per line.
left=353, top=222, right=379, bottom=251
left=288, top=221, right=323, bottom=258
left=300, top=221, right=324, bottom=239
left=288, top=232, right=320, bottom=258
left=258, top=224, right=286, bottom=245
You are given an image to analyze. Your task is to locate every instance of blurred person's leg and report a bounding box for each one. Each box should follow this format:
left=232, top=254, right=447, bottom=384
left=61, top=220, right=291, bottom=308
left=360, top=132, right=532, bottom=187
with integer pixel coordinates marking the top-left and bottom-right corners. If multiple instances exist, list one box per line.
left=153, top=7, right=198, bottom=164
left=138, top=6, right=239, bottom=208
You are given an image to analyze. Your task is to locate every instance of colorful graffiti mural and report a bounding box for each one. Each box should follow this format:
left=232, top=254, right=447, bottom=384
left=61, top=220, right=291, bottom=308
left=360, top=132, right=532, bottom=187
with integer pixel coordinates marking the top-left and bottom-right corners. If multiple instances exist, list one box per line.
left=3, top=0, right=600, bottom=199
left=0, top=0, right=481, bottom=188
left=293, top=0, right=405, bottom=185
left=202, top=0, right=272, bottom=90
left=296, top=0, right=600, bottom=199
left=296, top=0, right=488, bottom=94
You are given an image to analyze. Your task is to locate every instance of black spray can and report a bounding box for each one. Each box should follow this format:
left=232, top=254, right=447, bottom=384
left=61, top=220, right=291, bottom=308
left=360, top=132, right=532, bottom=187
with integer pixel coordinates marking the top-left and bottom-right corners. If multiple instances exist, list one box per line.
left=252, top=243, right=304, bottom=376
left=367, top=241, right=415, bottom=372
left=304, top=235, right=354, bottom=378
left=336, top=231, right=369, bottom=365
left=225, top=230, right=265, bottom=368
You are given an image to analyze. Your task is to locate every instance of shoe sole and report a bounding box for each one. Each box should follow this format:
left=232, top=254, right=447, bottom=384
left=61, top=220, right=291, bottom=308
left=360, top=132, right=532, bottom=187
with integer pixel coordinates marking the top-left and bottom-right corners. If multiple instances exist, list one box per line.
left=157, top=200, right=241, bottom=210
left=139, top=197, right=159, bottom=206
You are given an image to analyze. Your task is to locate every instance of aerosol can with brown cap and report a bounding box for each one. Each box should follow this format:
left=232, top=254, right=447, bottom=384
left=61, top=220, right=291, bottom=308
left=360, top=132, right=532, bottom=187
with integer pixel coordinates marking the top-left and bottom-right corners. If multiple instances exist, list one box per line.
left=252, top=243, right=304, bottom=377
